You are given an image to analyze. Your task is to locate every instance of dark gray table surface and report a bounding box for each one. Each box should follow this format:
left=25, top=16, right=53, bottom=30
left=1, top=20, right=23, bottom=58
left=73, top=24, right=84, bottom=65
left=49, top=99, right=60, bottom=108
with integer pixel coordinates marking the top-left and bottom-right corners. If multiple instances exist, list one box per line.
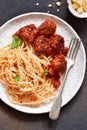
left=0, top=0, right=87, bottom=130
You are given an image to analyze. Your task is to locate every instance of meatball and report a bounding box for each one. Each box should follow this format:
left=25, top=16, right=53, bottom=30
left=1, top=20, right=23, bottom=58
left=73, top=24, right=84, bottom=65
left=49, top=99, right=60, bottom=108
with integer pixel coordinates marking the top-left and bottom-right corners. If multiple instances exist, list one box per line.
left=49, top=34, right=64, bottom=55
left=48, top=54, right=67, bottom=89
left=34, top=36, right=51, bottom=56
left=48, top=54, right=67, bottom=76
left=13, top=24, right=38, bottom=43
left=38, top=20, right=56, bottom=37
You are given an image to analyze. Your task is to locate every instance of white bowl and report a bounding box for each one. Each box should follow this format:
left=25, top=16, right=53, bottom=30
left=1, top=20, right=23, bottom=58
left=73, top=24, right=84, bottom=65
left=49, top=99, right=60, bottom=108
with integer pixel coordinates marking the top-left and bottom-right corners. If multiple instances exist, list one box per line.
left=67, top=0, right=87, bottom=18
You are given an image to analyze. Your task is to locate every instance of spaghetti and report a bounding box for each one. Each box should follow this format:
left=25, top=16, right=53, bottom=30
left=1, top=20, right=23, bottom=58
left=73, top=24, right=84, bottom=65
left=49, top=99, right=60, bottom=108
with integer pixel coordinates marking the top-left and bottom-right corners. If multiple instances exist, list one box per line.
left=0, top=42, right=56, bottom=107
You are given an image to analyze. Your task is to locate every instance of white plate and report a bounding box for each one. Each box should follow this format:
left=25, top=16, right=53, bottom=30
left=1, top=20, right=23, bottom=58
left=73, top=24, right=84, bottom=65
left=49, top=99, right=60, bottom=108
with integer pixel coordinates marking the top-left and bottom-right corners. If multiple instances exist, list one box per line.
left=0, top=12, right=86, bottom=114
left=67, top=0, right=87, bottom=18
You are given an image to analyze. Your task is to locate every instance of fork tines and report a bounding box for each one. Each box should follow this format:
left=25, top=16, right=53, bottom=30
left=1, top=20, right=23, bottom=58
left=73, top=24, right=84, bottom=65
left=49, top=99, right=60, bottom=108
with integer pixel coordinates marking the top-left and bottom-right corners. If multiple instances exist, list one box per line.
left=67, top=38, right=80, bottom=60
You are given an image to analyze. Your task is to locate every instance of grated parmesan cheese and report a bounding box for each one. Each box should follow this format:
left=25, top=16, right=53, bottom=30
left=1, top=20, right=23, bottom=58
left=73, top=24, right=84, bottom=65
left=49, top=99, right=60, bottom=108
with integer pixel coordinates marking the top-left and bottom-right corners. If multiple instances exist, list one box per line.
left=56, top=1, right=61, bottom=7
left=48, top=4, right=53, bottom=8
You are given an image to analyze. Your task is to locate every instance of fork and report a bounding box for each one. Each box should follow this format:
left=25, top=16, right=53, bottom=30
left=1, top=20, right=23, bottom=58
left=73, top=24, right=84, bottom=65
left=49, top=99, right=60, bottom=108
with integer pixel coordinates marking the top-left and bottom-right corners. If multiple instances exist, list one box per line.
left=49, top=38, right=80, bottom=120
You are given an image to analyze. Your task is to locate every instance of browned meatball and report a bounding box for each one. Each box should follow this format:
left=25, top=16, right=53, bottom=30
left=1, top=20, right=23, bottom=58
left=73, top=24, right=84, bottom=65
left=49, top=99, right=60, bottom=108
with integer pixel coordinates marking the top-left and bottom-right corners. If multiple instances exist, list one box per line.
left=48, top=54, right=67, bottom=89
left=13, top=24, right=38, bottom=43
left=49, top=34, right=64, bottom=55
left=34, top=36, right=51, bottom=56
left=38, top=20, right=56, bottom=37
left=48, top=54, right=67, bottom=76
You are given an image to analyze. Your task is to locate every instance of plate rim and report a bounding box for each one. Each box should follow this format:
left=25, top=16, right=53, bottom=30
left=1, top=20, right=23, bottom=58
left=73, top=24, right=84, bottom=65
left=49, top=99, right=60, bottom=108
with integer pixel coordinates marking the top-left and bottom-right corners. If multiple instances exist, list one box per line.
left=0, top=12, right=86, bottom=114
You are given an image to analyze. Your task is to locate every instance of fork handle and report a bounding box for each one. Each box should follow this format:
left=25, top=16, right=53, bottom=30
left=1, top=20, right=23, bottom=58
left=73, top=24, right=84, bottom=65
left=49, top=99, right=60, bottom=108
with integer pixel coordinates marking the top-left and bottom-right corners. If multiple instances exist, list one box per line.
left=49, top=87, right=62, bottom=120
left=49, top=66, right=70, bottom=120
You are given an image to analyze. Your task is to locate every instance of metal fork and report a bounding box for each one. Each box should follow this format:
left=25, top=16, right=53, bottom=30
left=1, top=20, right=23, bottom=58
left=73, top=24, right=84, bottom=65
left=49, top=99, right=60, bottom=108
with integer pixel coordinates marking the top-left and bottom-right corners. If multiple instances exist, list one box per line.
left=49, top=38, right=80, bottom=120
